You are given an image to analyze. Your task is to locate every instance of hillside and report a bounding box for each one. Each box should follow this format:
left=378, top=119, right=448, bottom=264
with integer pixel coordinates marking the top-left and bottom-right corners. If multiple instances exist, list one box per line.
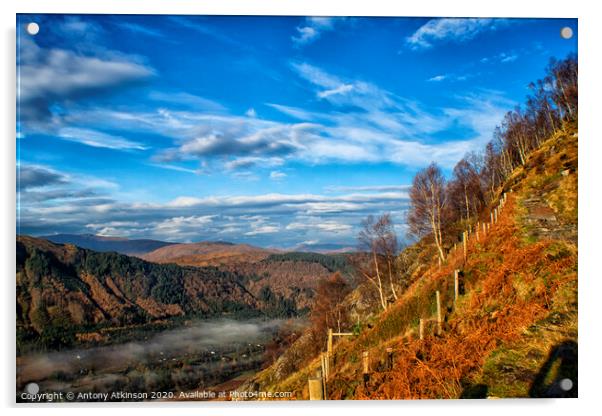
left=238, top=123, right=578, bottom=399
left=140, top=241, right=274, bottom=266
left=16, top=236, right=304, bottom=353
left=142, top=244, right=354, bottom=311
left=40, top=233, right=176, bottom=255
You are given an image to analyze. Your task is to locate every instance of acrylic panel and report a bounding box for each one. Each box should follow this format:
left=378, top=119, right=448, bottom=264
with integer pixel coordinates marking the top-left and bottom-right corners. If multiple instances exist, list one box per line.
left=16, top=14, right=578, bottom=402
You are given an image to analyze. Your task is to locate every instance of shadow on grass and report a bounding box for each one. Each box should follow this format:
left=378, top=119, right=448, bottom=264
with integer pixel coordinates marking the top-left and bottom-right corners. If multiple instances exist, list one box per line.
left=529, top=339, right=577, bottom=398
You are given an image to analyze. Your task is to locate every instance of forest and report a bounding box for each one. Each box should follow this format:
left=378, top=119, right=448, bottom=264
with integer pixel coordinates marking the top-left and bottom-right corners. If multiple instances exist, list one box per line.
left=350, top=54, right=578, bottom=313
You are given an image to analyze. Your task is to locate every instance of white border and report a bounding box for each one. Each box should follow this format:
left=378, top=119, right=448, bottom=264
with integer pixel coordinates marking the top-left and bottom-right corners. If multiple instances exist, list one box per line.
left=2, top=1, right=600, bottom=416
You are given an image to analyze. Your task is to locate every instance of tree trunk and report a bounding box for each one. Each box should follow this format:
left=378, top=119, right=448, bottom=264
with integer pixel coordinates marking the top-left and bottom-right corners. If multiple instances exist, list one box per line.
left=373, top=251, right=387, bottom=311
left=387, top=259, right=398, bottom=301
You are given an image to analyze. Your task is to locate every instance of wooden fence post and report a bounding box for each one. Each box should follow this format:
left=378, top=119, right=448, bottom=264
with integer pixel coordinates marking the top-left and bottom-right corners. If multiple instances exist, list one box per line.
left=419, top=318, right=425, bottom=340
left=436, top=290, right=442, bottom=336
left=482, top=222, right=486, bottom=237
left=386, top=347, right=393, bottom=371
left=327, top=328, right=333, bottom=356
left=476, top=222, right=480, bottom=242
left=308, top=378, right=324, bottom=400
left=494, top=207, right=498, bottom=223
left=462, top=231, right=467, bottom=263
left=362, top=351, right=370, bottom=374
left=454, top=269, right=459, bottom=307
left=322, top=352, right=329, bottom=379
left=362, top=351, right=370, bottom=385
left=490, top=212, right=494, bottom=225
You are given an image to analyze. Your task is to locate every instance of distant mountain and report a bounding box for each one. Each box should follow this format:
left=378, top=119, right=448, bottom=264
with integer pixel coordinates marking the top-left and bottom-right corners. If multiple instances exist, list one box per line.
left=141, top=241, right=276, bottom=266
left=39, top=233, right=176, bottom=255
left=292, top=242, right=356, bottom=254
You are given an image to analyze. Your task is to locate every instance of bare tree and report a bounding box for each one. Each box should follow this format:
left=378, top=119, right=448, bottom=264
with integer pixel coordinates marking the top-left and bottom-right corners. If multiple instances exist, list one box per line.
left=357, top=214, right=399, bottom=310
left=407, top=163, right=448, bottom=262
left=448, top=157, right=485, bottom=224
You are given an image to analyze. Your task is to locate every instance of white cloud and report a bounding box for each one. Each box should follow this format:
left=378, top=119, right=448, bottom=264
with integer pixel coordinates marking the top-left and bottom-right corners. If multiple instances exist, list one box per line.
left=317, top=84, right=354, bottom=98
left=116, top=22, right=164, bottom=38
left=245, top=225, right=280, bottom=236
left=269, top=171, right=287, bottom=180
left=148, top=91, right=227, bottom=112
left=292, top=17, right=344, bottom=46
left=293, top=26, right=319, bottom=45
left=428, top=74, right=447, bottom=82
left=266, top=103, right=316, bottom=121
left=286, top=220, right=353, bottom=234
left=480, top=51, right=519, bottom=65
left=325, top=185, right=410, bottom=193
left=167, top=196, right=204, bottom=208
left=20, top=176, right=413, bottom=244
left=59, top=60, right=513, bottom=172
left=244, top=216, right=280, bottom=236
left=148, top=163, right=205, bottom=175
left=58, top=127, right=147, bottom=150
left=406, top=18, right=508, bottom=50
left=152, top=215, right=215, bottom=239
left=501, top=55, right=517, bottom=63
left=245, top=107, right=257, bottom=118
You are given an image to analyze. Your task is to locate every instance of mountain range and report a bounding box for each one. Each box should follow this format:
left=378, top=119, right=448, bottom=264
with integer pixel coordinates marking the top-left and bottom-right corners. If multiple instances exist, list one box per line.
left=41, top=233, right=176, bottom=255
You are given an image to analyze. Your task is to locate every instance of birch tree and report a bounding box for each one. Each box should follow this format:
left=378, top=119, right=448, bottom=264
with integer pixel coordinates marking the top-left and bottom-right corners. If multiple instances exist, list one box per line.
left=357, top=214, right=399, bottom=310
left=407, top=163, right=448, bottom=262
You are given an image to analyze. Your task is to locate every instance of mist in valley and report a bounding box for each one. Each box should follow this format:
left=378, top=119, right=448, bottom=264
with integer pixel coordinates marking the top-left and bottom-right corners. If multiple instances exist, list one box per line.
left=17, top=319, right=298, bottom=399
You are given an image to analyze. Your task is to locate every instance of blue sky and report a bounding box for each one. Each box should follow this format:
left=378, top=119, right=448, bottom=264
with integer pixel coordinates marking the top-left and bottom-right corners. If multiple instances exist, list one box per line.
left=16, top=15, right=577, bottom=248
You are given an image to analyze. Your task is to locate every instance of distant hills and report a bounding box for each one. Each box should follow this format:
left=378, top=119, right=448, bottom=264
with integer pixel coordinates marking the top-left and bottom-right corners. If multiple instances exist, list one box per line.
left=37, top=233, right=356, bottom=258
left=16, top=235, right=356, bottom=351
left=40, top=233, right=176, bottom=255
left=291, top=242, right=355, bottom=254
left=141, top=241, right=275, bottom=266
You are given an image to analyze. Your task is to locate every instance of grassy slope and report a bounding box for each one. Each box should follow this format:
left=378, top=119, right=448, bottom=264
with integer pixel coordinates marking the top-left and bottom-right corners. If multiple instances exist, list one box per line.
left=248, top=123, right=577, bottom=400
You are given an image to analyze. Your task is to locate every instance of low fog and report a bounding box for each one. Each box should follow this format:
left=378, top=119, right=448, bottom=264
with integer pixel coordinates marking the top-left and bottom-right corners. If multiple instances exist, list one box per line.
left=18, top=319, right=289, bottom=385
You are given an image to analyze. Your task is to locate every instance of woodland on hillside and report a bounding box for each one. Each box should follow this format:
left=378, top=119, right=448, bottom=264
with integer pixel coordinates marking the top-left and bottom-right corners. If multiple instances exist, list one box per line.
left=351, top=54, right=577, bottom=314
left=245, top=54, right=578, bottom=399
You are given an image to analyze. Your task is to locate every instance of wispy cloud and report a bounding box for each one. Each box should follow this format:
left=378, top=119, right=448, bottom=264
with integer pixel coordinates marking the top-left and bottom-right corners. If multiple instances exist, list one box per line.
left=147, top=163, right=206, bottom=175
left=148, top=91, right=227, bottom=112
left=325, top=185, right=410, bottom=193
left=406, top=18, right=508, bottom=50
left=428, top=74, right=447, bottom=82
left=168, top=16, right=248, bottom=49
left=481, top=51, right=519, bottom=64
left=269, top=171, right=287, bottom=180
left=427, top=73, right=474, bottom=83
left=58, top=127, right=147, bottom=151
left=292, top=17, right=345, bottom=46
left=56, top=59, right=512, bottom=172
left=116, top=22, right=164, bottom=38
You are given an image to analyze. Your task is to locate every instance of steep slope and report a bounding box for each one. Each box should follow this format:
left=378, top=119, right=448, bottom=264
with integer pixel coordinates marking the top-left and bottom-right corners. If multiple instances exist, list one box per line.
left=143, top=245, right=354, bottom=311
left=224, top=253, right=355, bottom=310
left=141, top=241, right=274, bottom=266
left=40, top=233, right=176, bottom=255
left=241, top=124, right=577, bottom=400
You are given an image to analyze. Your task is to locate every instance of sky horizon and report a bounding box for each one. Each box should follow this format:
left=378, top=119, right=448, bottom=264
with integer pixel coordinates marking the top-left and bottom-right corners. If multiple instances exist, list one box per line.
left=16, top=15, right=577, bottom=248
